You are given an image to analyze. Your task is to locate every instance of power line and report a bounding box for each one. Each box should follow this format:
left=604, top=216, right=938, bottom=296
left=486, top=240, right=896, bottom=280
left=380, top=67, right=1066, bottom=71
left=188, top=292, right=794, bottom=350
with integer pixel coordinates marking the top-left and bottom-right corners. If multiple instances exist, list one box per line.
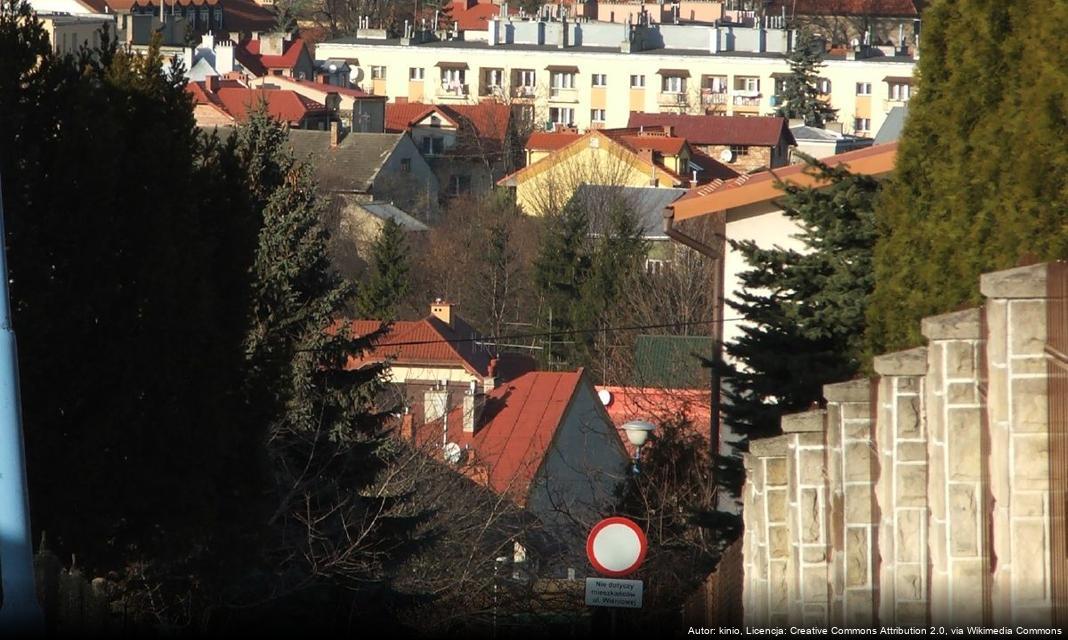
left=365, top=317, right=745, bottom=348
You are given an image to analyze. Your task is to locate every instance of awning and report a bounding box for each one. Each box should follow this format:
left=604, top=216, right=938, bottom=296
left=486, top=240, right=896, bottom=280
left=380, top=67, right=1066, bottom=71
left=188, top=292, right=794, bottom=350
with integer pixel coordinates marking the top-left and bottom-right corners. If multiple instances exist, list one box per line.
left=435, top=61, right=469, bottom=69
left=545, top=65, right=579, bottom=73
left=657, top=68, right=691, bottom=77
left=883, top=75, right=914, bottom=83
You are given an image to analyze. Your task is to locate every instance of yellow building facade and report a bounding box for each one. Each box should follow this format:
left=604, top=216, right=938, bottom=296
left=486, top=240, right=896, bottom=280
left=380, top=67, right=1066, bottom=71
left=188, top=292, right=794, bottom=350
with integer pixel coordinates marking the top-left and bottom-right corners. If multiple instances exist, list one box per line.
left=316, top=19, right=916, bottom=138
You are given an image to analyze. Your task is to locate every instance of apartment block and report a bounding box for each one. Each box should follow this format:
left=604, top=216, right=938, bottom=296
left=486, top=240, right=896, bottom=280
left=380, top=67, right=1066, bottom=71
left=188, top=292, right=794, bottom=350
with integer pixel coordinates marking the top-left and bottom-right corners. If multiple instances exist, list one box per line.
left=315, top=12, right=916, bottom=137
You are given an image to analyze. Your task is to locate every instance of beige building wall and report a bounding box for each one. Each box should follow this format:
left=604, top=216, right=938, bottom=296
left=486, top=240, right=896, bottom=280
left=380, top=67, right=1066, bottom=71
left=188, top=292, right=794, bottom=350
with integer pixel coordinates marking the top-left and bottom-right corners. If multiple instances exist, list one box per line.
left=315, top=40, right=915, bottom=137
left=738, top=261, right=1066, bottom=627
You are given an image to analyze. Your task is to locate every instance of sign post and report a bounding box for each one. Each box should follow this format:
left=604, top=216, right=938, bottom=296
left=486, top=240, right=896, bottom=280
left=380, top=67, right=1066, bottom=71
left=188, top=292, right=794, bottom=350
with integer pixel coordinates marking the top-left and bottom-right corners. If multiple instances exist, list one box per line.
left=584, top=516, right=647, bottom=621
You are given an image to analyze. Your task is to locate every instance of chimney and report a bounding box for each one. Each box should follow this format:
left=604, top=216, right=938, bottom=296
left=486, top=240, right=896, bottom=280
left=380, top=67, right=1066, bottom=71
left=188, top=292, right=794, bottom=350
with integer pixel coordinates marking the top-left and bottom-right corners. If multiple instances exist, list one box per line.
left=431, top=299, right=453, bottom=327
left=483, top=358, right=499, bottom=393
left=215, top=39, right=234, bottom=74
left=329, top=120, right=341, bottom=147
left=463, top=381, right=486, bottom=433
left=205, top=74, right=219, bottom=93
left=261, top=32, right=285, bottom=57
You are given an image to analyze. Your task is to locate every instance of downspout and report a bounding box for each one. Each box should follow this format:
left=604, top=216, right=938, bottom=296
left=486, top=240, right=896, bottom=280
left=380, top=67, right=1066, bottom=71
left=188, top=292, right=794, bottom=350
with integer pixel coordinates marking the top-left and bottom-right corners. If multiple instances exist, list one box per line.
left=662, top=206, right=723, bottom=461
left=0, top=172, right=43, bottom=630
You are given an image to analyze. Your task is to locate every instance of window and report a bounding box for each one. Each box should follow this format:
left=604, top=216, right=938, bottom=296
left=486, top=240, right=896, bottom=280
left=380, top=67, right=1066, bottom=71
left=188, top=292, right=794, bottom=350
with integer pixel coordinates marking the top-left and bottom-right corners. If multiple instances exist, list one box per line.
left=272, top=69, right=284, bottom=76
left=422, top=136, right=445, bottom=155
left=630, top=74, right=645, bottom=88
left=441, top=67, right=466, bottom=87
left=400, top=158, right=412, bottom=172
left=890, top=82, right=911, bottom=101
left=703, top=75, right=727, bottom=93
left=409, top=67, right=424, bottom=81
left=662, top=76, right=684, bottom=93
left=591, top=73, right=607, bottom=87
left=735, top=76, right=760, bottom=93
left=371, top=66, right=387, bottom=80
left=449, top=174, right=471, bottom=196
left=817, top=78, right=831, bottom=95
left=855, top=82, right=871, bottom=96
left=549, top=107, right=575, bottom=126
left=485, top=69, right=504, bottom=87
left=591, top=108, right=606, bottom=123
left=645, top=259, right=667, bottom=275
left=516, top=69, right=535, bottom=87
left=551, top=72, right=575, bottom=89
left=853, top=118, right=871, bottom=132
left=730, top=145, right=750, bottom=157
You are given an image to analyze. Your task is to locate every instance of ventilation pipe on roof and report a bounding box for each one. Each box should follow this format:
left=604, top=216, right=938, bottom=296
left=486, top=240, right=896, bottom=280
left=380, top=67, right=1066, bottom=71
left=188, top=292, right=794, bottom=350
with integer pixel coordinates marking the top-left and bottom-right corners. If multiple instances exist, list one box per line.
left=463, top=380, right=486, bottom=433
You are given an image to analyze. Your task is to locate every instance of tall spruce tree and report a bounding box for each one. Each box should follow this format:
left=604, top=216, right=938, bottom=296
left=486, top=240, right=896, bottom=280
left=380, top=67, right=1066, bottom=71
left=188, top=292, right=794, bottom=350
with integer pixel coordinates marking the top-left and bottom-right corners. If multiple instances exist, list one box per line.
left=866, top=1, right=1068, bottom=354
left=775, top=31, right=838, bottom=128
left=533, top=199, right=591, bottom=369
left=723, top=156, right=879, bottom=439
left=238, top=109, right=413, bottom=629
left=355, top=218, right=411, bottom=320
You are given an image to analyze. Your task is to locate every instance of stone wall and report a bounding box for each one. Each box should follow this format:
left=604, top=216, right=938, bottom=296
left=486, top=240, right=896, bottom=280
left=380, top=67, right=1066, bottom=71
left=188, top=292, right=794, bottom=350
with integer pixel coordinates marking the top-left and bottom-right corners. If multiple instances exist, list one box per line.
left=740, top=262, right=1065, bottom=626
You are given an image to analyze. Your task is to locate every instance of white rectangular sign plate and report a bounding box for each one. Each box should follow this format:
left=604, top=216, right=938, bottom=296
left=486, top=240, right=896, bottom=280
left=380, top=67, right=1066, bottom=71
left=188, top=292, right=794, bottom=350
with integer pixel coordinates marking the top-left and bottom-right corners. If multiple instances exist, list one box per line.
left=584, top=577, right=643, bottom=608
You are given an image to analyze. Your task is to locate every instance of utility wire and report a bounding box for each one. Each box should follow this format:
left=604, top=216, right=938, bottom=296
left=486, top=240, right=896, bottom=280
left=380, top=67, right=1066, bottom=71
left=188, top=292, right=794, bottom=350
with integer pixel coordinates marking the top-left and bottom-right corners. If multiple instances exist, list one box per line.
left=364, top=317, right=745, bottom=348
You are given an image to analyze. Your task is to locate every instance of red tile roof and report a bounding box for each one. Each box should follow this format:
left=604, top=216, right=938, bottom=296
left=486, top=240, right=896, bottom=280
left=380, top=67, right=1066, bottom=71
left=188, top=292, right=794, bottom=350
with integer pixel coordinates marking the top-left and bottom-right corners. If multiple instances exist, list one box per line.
left=187, top=82, right=327, bottom=125
left=597, top=386, right=712, bottom=457
left=235, top=37, right=308, bottom=77
left=110, top=0, right=277, bottom=33
left=526, top=131, right=583, bottom=152
left=282, top=77, right=379, bottom=99
left=451, top=0, right=519, bottom=31
left=345, top=315, right=493, bottom=378
left=671, top=141, right=899, bottom=221
left=419, top=370, right=589, bottom=503
left=386, top=102, right=512, bottom=147
left=767, top=0, right=919, bottom=17
left=628, top=113, right=796, bottom=147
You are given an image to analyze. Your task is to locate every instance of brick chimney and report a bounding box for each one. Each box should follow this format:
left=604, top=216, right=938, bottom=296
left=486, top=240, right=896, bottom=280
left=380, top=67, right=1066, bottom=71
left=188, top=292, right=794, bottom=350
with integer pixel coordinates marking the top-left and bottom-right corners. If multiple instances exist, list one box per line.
left=431, top=299, right=453, bottom=327
left=463, top=380, right=486, bottom=433
left=205, top=75, right=219, bottom=94
left=329, top=120, right=341, bottom=148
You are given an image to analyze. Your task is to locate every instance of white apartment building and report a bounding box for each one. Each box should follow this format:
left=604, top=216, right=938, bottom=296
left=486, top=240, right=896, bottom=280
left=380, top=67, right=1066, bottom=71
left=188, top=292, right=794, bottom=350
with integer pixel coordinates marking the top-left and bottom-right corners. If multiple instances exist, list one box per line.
left=315, top=13, right=917, bottom=136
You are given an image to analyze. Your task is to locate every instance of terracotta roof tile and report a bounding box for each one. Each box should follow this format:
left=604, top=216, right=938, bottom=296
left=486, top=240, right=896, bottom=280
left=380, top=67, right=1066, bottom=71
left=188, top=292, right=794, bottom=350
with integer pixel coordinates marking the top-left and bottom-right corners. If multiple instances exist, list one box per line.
left=597, top=385, right=712, bottom=456
left=345, top=315, right=493, bottom=378
left=451, top=0, right=518, bottom=31
left=385, top=102, right=511, bottom=146
left=525, top=131, right=583, bottom=151
left=627, top=113, right=796, bottom=147
left=235, top=37, right=308, bottom=77
left=205, top=86, right=327, bottom=124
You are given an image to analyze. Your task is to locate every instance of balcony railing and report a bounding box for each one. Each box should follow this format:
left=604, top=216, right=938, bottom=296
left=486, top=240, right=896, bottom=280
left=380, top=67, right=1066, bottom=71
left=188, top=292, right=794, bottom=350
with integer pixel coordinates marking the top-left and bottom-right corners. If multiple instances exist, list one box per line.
left=480, top=84, right=505, bottom=98
left=512, top=86, right=536, bottom=99
left=733, top=94, right=761, bottom=107
left=437, top=83, right=469, bottom=98
left=658, top=92, right=688, bottom=107
left=548, top=87, right=578, bottom=102
left=701, top=92, right=727, bottom=105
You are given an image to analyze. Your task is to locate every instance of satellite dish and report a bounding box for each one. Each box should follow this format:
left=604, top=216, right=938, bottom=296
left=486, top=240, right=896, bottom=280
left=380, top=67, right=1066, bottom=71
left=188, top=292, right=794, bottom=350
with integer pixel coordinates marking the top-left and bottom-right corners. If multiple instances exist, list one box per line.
left=719, top=148, right=734, bottom=163
left=598, top=389, right=613, bottom=406
left=349, top=67, right=363, bottom=83
left=328, top=63, right=337, bottom=72
left=443, top=442, right=463, bottom=464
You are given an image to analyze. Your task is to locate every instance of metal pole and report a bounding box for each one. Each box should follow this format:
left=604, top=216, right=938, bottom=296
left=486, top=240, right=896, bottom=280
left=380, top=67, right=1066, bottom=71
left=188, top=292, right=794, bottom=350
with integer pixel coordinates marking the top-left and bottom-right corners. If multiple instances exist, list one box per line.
left=0, top=172, right=43, bottom=630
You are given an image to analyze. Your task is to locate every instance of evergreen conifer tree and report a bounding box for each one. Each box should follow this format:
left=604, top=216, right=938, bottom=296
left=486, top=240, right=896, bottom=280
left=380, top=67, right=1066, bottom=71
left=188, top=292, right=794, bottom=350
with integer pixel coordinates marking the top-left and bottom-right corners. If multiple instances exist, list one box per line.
left=775, top=31, right=838, bottom=128
left=866, top=1, right=1068, bottom=354
left=355, top=218, right=411, bottom=320
left=722, top=156, right=879, bottom=439
left=533, top=199, right=591, bottom=369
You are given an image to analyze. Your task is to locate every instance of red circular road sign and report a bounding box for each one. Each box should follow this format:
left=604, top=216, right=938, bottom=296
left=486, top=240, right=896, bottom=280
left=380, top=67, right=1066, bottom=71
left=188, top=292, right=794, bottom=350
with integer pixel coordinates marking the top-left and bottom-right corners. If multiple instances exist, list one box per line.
left=586, top=516, right=648, bottom=578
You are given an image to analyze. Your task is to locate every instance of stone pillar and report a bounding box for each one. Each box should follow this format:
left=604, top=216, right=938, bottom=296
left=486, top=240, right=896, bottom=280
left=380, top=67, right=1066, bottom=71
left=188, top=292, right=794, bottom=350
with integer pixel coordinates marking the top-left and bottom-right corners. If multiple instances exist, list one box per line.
left=743, top=436, right=790, bottom=626
left=873, top=347, right=929, bottom=625
left=824, top=379, right=877, bottom=626
left=782, top=410, right=831, bottom=626
left=981, top=263, right=1053, bottom=625
left=922, top=307, right=986, bottom=625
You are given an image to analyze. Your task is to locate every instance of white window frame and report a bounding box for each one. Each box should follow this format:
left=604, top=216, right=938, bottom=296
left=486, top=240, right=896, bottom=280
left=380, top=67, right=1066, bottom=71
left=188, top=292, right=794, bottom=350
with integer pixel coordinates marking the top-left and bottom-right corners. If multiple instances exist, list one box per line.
left=550, top=107, right=575, bottom=126
left=591, top=73, right=607, bottom=87
left=409, top=67, right=424, bottom=81
left=662, top=76, right=684, bottom=94
left=371, top=66, right=387, bottom=80
left=485, top=68, right=504, bottom=88
left=516, top=69, right=536, bottom=87
left=855, top=82, right=872, bottom=96
left=591, top=108, right=606, bottom=123
left=630, top=74, right=645, bottom=88
left=551, top=72, right=575, bottom=90
left=704, top=75, right=727, bottom=93
left=441, top=67, right=466, bottom=86
left=739, top=76, right=760, bottom=93
left=890, top=82, right=911, bottom=101
left=853, top=117, right=871, bottom=132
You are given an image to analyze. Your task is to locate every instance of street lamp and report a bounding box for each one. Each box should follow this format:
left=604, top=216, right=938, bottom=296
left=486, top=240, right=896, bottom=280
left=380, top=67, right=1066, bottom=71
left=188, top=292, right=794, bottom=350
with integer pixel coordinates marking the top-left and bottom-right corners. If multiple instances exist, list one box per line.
left=621, top=419, right=655, bottom=475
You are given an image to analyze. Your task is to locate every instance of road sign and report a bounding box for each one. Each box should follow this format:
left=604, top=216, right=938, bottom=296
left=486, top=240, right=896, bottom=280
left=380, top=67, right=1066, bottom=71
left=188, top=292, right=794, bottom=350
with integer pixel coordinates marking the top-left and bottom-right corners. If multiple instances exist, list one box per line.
left=586, top=516, right=648, bottom=578
left=584, top=577, right=643, bottom=608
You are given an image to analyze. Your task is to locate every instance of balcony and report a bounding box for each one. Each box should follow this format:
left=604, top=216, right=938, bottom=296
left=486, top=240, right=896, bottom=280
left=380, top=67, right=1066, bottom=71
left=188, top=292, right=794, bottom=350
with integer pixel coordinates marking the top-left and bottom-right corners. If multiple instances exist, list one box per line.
left=658, top=92, right=688, bottom=108
left=733, top=94, right=761, bottom=108
left=437, top=83, right=470, bottom=99
left=512, top=85, right=536, bottom=100
left=701, top=91, right=727, bottom=106
left=480, top=84, right=505, bottom=98
left=883, top=98, right=909, bottom=113
left=548, top=87, right=578, bottom=103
